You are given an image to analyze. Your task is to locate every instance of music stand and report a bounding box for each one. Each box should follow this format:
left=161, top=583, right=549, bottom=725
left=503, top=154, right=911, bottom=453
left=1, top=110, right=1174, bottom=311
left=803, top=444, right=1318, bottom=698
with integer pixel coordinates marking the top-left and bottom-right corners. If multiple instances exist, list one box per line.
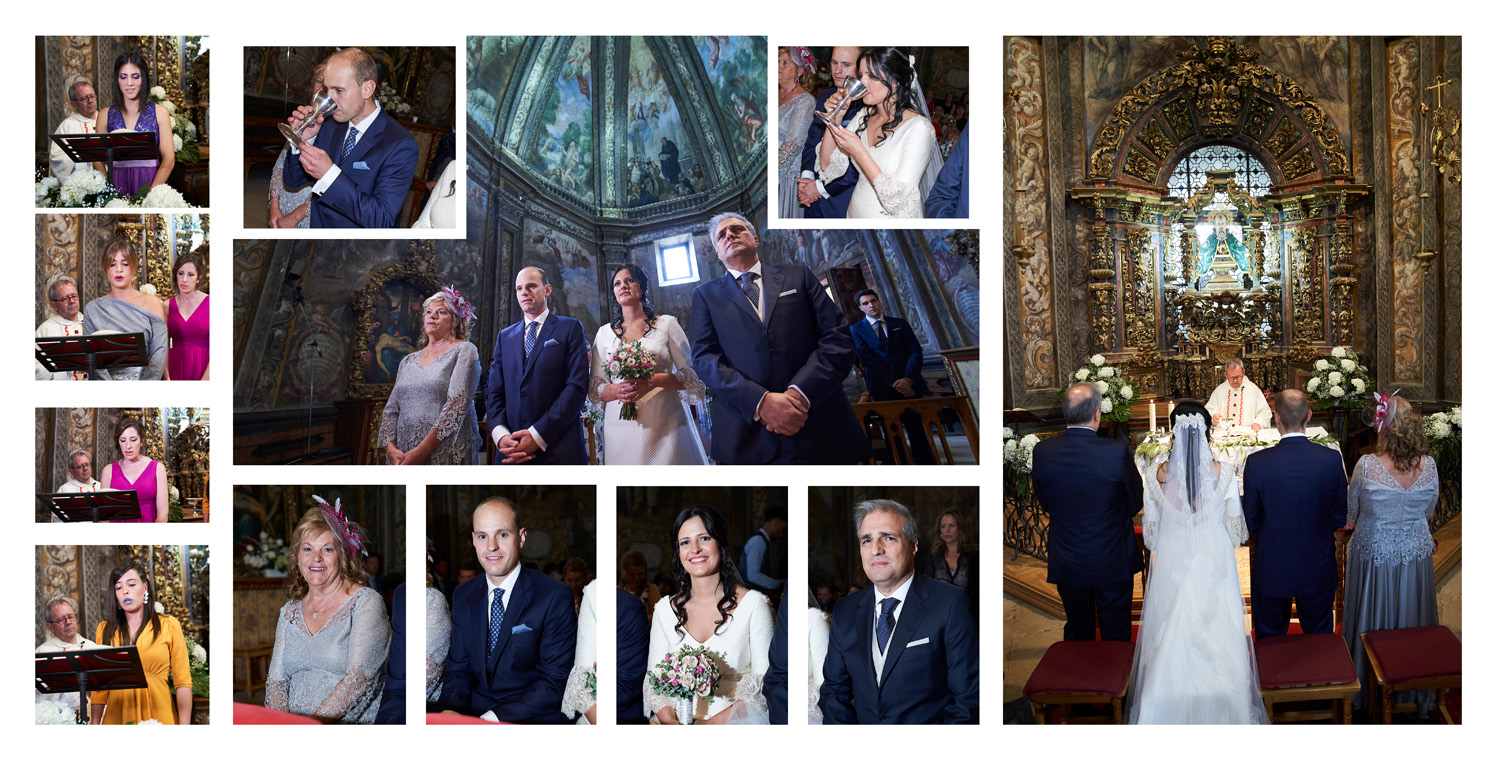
left=36, top=646, right=148, bottom=725
left=38, top=491, right=141, bottom=523
left=51, top=132, right=159, bottom=191
left=35, top=333, right=148, bottom=380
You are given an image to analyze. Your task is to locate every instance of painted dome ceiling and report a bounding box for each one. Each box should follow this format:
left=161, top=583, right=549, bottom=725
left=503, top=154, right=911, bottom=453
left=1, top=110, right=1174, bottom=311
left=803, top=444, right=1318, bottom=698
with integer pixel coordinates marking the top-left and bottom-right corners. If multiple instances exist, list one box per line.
left=468, top=36, right=766, bottom=216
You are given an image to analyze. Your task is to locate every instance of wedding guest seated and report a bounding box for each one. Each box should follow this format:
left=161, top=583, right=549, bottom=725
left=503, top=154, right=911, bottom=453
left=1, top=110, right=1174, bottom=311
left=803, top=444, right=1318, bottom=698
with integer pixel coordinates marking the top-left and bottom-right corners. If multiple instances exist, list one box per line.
left=165, top=253, right=210, bottom=380
left=50, top=80, right=98, bottom=180
left=93, top=51, right=173, bottom=195
left=265, top=497, right=391, bottom=723
left=37, top=599, right=96, bottom=718
left=36, top=274, right=87, bottom=380
left=91, top=562, right=192, bottom=724
left=52, top=450, right=103, bottom=523
left=620, top=550, right=661, bottom=619
left=456, top=563, right=478, bottom=586
left=425, top=543, right=451, bottom=705
left=81, top=238, right=167, bottom=381
left=1206, top=358, right=1271, bottom=433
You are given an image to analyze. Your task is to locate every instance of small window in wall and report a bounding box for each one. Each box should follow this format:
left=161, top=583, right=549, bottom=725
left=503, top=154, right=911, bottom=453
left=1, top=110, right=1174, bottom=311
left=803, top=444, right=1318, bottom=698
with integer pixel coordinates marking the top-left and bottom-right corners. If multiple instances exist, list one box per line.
left=655, top=234, right=699, bottom=287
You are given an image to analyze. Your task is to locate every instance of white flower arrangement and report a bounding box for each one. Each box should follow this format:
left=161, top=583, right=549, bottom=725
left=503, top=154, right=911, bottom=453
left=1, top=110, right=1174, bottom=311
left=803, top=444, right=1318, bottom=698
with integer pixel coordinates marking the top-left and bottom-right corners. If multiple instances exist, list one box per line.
left=1060, top=355, right=1137, bottom=423
left=1307, top=377, right=1321, bottom=391
left=1315, top=359, right=1330, bottom=371
left=1091, top=354, right=1106, bottom=366
left=1099, top=366, right=1115, bottom=378
left=36, top=700, right=74, bottom=725
left=376, top=83, right=416, bottom=117
left=36, top=167, right=198, bottom=209
left=141, top=184, right=191, bottom=209
left=1329, top=385, right=1345, bottom=397
left=147, top=89, right=199, bottom=163
left=1450, top=406, right=1462, bottom=426
left=140, top=284, right=157, bottom=296
left=1305, top=347, right=1373, bottom=410
left=136, top=719, right=164, bottom=725
left=1075, top=368, right=1088, bottom=381
left=1328, top=371, right=1343, bottom=384
left=1330, top=347, right=1347, bottom=359
left=244, top=532, right=288, bottom=573
left=1340, top=358, right=1356, bottom=372
left=150, top=86, right=166, bottom=100
left=1121, top=385, right=1134, bottom=400
left=1351, top=378, right=1365, bottom=393
left=1100, top=398, right=1113, bottom=414
left=1424, top=405, right=1462, bottom=461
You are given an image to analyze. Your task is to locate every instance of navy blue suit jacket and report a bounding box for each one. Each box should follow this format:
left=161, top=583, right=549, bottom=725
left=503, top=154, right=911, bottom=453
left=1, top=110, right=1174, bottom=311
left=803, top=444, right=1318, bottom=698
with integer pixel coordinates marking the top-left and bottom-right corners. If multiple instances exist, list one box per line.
left=801, top=86, right=860, bottom=219
left=819, top=574, right=979, bottom=724
left=483, top=314, right=589, bottom=465
left=374, top=583, right=406, bottom=723
left=616, top=590, right=649, bottom=725
left=849, top=316, right=929, bottom=402
left=438, top=568, right=577, bottom=723
left=282, top=107, right=418, bottom=228
left=765, top=593, right=789, bottom=725
left=1030, top=428, right=1145, bottom=586
left=924, top=126, right=968, bottom=219
left=689, top=263, right=871, bottom=464
left=1241, top=436, right=1348, bottom=597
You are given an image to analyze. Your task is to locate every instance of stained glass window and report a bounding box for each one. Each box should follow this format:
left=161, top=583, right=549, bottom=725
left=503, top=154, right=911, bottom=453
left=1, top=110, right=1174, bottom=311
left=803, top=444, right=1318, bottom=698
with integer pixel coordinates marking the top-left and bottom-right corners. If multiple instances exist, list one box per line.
left=1166, top=144, right=1273, bottom=198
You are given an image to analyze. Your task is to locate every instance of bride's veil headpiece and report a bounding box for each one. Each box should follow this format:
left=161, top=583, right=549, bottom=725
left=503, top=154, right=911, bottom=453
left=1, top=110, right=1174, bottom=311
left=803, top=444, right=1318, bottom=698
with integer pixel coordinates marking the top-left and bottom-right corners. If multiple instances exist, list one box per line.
left=1165, top=413, right=1216, bottom=513
left=906, top=55, right=946, bottom=202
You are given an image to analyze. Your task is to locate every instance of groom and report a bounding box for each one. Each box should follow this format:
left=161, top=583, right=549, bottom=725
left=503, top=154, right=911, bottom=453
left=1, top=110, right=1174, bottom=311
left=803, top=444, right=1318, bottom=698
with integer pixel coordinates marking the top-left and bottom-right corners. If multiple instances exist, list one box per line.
left=439, top=497, right=577, bottom=722
left=484, top=267, right=589, bottom=464
left=689, top=212, right=870, bottom=464
left=1242, top=389, right=1347, bottom=638
left=1029, top=382, right=1144, bottom=641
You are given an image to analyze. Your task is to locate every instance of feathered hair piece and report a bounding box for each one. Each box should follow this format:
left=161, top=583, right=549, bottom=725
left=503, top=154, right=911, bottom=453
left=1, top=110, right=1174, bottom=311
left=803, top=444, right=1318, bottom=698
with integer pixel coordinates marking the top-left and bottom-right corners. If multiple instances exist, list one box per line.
left=1372, top=388, right=1402, bottom=433
left=440, top=285, right=476, bottom=324
left=790, top=46, right=816, bottom=73
left=312, top=495, right=370, bottom=558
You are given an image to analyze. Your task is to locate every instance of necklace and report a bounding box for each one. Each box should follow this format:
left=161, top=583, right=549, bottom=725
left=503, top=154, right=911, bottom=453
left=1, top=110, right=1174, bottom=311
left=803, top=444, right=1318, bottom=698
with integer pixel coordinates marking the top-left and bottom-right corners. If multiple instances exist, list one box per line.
left=304, top=588, right=345, bottom=622
left=422, top=337, right=454, bottom=362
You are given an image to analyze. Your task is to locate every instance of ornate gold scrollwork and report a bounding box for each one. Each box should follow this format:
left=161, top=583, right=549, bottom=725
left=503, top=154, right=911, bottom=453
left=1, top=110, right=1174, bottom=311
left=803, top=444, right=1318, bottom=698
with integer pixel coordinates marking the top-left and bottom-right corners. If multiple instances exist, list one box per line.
left=348, top=241, right=444, bottom=399
left=1140, top=119, right=1175, bottom=161
left=1265, top=119, right=1300, bottom=158
left=1292, top=228, right=1324, bottom=343
left=1124, top=147, right=1161, bottom=182
left=1283, top=146, right=1317, bottom=180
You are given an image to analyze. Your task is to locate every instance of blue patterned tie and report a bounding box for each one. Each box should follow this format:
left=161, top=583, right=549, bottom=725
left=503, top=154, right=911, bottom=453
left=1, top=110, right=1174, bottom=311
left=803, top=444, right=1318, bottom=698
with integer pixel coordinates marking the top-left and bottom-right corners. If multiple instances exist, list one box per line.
left=875, top=319, right=888, bottom=349
left=524, top=320, right=539, bottom=360
left=739, top=272, right=760, bottom=316
left=487, top=587, right=505, bottom=654
left=876, top=597, right=898, bottom=654
left=339, top=126, right=360, bottom=164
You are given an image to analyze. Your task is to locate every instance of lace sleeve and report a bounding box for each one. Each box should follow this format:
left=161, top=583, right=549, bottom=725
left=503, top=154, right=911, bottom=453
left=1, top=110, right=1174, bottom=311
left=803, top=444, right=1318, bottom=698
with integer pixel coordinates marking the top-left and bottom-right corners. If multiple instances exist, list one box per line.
left=264, top=604, right=291, bottom=712
left=378, top=365, right=402, bottom=447
left=728, top=593, right=775, bottom=719
left=562, top=582, right=598, bottom=721
left=425, top=588, right=450, bottom=703
left=808, top=609, right=830, bottom=724
left=1347, top=456, right=1367, bottom=527
left=778, top=95, right=816, bottom=172
left=434, top=342, right=480, bottom=442
left=270, top=149, right=287, bottom=206
left=1423, top=457, right=1439, bottom=520
left=588, top=329, right=611, bottom=406
left=818, top=146, right=851, bottom=185
left=1141, top=464, right=1162, bottom=552
left=1221, top=466, right=1249, bottom=545
left=663, top=316, right=706, bottom=404
left=870, top=119, right=936, bottom=218
left=642, top=600, right=674, bottom=718
left=312, top=589, right=391, bottom=722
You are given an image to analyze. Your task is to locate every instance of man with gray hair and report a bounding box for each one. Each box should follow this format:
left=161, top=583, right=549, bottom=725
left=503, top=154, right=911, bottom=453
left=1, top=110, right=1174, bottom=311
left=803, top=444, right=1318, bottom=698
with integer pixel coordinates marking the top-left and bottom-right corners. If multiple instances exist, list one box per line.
left=36, top=274, right=86, bottom=380
left=819, top=499, right=978, bottom=724
left=49, top=80, right=98, bottom=180
left=51, top=450, right=102, bottom=523
left=1206, top=357, right=1271, bottom=433
left=37, top=598, right=96, bottom=715
left=1029, top=382, right=1144, bottom=641
left=689, top=211, right=870, bottom=464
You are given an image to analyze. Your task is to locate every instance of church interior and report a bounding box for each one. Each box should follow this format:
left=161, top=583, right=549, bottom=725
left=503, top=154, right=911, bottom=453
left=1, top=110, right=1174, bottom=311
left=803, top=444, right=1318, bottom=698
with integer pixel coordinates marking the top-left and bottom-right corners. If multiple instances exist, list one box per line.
left=35, top=407, right=211, bottom=523
left=1002, top=36, right=1461, bottom=722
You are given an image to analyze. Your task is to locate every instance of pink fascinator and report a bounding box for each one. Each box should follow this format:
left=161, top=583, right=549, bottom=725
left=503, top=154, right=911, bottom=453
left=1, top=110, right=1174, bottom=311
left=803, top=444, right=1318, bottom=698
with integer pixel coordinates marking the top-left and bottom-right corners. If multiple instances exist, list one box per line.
left=312, top=495, right=370, bottom=558
left=1371, top=388, right=1401, bottom=433
left=790, top=46, right=816, bottom=73
left=441, top=286, right=476, bottom=324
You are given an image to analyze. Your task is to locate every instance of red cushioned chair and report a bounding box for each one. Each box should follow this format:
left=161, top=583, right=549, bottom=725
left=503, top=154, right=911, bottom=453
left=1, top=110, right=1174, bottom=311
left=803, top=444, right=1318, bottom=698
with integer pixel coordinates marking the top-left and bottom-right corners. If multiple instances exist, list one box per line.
left=1255, top=632, right=1359, bottom=723
left=1023, top=640, right=1135, bottom=724
left=1362, top=625, right=1461, bottom=724
left=233, top=702, right=321, bottom=724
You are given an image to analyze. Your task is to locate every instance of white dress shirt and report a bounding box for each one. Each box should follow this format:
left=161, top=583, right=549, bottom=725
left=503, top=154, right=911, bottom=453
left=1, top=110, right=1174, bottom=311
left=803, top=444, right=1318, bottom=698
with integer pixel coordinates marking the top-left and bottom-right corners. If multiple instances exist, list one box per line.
left=49, top=111, right=95, bottom=180
left=870, top=573, right=915, bottom=686
left=490, top=309, right=550, bottom=452
left=36, top=313, right=86, bottom=380
left=294, top=100, right=383, bottom=195
left=722, top=261, right=766, bottom=320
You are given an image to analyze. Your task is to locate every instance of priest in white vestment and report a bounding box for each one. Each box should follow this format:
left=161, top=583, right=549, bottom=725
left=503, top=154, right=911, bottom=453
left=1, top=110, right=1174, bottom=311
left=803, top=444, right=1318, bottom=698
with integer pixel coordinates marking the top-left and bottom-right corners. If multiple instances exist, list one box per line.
left=36, top=599, right=96, bottom=716
left=1205, top=357, right=1272, bottom=432
left=52, top=451, right=103, bottom=523
left=49, top=80, right=98, bottom=181
left=36, top=275, right=86, bottom=380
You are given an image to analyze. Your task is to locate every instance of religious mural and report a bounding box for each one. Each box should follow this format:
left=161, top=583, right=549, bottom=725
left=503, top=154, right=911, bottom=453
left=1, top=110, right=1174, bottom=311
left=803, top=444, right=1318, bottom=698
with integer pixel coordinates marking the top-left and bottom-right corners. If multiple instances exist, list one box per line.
left=361, top=280, right=425, bottom=386
left=519, top=219, right=600, bottom=339
left=525, top=37, right=594, bottom=203
left=924, top=230, right=980, bottom=342
left=467, top=35, right=525, bottom=137
left=626, top=37, right=695, bottom=208
left=694, top=35, right=766, bottom=164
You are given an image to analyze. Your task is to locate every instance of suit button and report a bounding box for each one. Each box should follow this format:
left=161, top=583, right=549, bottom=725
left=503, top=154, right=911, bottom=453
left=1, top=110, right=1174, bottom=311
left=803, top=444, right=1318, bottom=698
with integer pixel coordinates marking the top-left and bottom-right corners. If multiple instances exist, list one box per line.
left=521, top=392, right=527, bottom=399
left=879, top=714, right=887, bottom=722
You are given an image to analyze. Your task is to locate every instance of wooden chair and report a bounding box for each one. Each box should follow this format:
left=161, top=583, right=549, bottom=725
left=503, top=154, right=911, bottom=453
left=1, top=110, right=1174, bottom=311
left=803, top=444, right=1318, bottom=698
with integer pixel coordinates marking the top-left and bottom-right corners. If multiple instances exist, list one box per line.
left=1023, top=640, right=1135, bottom=724
left=1255, top=632, right=1359, bottom=723
left=233, top=645, right=274, bottom=697
left=1362, top=625, right=1461, bottom=724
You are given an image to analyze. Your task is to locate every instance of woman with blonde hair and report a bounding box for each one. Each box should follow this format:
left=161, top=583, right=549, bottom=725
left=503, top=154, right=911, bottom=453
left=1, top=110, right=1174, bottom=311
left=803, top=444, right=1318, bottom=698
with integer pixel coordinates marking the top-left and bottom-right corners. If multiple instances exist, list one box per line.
left=378, top=287, right=483, bottom=464
left=265, top=497, right=390, bottom=722
left=1343, top=392, right=1441, bottom=717
left=776, top=46, right=816, bottom=219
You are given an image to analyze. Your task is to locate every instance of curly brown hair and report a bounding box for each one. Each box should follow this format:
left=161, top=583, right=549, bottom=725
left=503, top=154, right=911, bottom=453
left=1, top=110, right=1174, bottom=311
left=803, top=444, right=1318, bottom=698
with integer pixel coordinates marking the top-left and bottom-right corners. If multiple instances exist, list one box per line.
left=1376, top=396, right=1428, bottom=473
left=285, top=506, right=368, bottom=600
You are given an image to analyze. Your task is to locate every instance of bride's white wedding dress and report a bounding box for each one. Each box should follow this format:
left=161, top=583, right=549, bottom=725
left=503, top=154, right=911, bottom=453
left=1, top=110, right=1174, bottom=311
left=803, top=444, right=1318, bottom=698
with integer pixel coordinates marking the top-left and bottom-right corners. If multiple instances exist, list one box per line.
left=589, top=315, right=709, bottom=465
left=1128, top=414, right=1269, bottom=724
left=644, top=591, right=774, bottom=724
left=818, top=109, right=937, bottom=219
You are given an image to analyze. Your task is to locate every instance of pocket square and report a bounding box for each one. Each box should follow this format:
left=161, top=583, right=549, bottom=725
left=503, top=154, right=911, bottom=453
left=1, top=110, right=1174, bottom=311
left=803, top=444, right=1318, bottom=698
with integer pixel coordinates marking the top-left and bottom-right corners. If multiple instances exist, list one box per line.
left=511, top=623, right=533, bottom=634
left=779, top=289, right=798, bottom=297
left=353, top=161, right=371, bottom=170
left=906, top=637, right=930, bottom=648
left=544, top=338, right=558, bottom=347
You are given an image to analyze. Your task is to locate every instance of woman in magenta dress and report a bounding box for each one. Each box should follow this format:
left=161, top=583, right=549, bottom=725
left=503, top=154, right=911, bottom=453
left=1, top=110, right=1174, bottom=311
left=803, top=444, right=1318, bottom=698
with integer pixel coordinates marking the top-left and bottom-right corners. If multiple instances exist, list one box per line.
left=104, top=417, right=167, bottom=523
left=166, top=252, right=210, bottom=380
left=92, top=50, right=174, bottom=195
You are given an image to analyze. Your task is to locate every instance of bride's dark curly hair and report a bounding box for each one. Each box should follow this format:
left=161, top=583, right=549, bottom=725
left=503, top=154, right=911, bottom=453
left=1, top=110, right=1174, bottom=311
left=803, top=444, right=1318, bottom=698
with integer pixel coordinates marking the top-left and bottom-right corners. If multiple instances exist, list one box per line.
left=669, top=505, right=745, bottom=639
left=1169, top=400, right=1213, bottom=443
left=853, top=47, right=922, bottom=148
left=607, top=262, right=659, bottom=337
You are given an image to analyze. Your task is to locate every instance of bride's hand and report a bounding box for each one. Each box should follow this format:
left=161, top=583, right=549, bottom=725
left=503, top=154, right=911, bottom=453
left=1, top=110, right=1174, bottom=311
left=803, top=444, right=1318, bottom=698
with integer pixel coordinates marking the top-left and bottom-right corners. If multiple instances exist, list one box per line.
left=826, top=123, right=866, bottom=159
left=654, top=706, right=678, bottom=724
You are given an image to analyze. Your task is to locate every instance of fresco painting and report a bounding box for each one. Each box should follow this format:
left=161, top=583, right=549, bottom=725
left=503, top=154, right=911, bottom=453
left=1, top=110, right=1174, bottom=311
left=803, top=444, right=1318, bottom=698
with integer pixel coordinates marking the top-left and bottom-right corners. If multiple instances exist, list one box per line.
left=693, top=36, right=767, bottom=165
left=626, top=37, right=696, bottom=208
left=525, top=37, right=594, bottom=202
left=467, top=35, right=526, bottom=138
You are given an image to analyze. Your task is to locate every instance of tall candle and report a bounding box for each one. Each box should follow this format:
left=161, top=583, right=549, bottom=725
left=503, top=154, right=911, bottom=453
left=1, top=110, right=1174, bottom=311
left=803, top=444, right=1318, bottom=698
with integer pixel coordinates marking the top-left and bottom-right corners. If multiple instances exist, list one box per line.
left=1150, top=401, right=1157, bottom=432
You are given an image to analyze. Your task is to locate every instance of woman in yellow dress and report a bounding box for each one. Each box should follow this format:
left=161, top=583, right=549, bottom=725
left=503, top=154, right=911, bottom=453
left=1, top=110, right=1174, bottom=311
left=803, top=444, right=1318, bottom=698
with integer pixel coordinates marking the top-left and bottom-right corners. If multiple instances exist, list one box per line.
left=90, top=560, right=192, bottom=724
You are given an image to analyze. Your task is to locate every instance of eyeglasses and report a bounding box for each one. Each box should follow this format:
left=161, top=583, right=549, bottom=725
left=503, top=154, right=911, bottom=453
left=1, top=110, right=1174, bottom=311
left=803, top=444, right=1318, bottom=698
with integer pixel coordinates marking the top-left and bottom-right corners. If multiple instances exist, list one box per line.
left=49, top=615, right=77, bottom=624
left=50, top=294, right=80, bottom=304
left=70, top=95, right=97, bottom=104
left=69, top=462, right=90, bottom=470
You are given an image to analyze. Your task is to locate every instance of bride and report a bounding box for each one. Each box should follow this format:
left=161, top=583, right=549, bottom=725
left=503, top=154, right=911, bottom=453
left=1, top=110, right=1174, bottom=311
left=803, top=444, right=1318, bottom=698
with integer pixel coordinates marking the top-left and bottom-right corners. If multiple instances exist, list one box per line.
left=589, top=263, right=709, bottom=465
left=645, top=506, right=773, bottom=724
left=816, top=47, right=940, bottom=218
left=1129, top=401, right=1268, bottom=724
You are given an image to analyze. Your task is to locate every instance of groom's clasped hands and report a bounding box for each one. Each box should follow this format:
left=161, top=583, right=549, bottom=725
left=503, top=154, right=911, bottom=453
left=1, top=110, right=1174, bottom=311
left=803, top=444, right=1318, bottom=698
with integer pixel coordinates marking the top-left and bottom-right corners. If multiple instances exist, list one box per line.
left=760, top=388, right=810, bottom=436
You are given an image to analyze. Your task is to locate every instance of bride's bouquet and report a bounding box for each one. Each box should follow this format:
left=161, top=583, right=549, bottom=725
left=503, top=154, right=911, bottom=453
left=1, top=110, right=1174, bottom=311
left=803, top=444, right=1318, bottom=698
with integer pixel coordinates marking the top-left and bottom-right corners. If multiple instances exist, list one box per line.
left=648, top=644, right=723, bottom=725
left=604, top=340, right=657, bottom=421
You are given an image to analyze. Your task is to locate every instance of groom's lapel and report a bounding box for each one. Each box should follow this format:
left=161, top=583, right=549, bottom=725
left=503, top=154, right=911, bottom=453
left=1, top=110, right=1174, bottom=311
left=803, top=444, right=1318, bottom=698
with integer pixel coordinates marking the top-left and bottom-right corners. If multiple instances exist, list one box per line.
left=468, top=584, right=490, bottom=686
left=854, top=589, right=877, bottom=692
left=759, top=266, right=785, bottom=328
left=719, top=272, right=761, bottom=329
left=522, top=317, right=560, bottom=381
left=879, top=579, right=928, bottom=689
left=487, top=570, right=528, bottom=675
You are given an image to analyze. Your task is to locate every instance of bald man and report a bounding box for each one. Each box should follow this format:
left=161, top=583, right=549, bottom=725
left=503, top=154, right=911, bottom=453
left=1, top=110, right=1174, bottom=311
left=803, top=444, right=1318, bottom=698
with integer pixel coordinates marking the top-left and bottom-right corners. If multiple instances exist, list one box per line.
left=483, top=267, right=589, bottom=464
left=438, top=498, right=576, bottom=722
left=282, top=47, right=418, bottom=228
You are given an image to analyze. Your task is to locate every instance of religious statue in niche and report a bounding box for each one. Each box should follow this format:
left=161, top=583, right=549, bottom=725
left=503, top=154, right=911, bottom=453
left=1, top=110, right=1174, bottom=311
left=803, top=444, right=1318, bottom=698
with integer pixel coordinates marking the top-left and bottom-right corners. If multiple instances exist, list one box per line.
left=1195, top=211, right=1251, bottom=291
left=363, top=280, right=425, bottom=384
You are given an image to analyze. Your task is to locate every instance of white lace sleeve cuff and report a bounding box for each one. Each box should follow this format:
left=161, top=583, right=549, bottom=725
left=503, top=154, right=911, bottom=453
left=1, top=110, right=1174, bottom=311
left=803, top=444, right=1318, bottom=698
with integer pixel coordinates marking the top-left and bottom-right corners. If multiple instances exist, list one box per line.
left=818, top=150, right=850, bottom=185
left=561, top=664, right=595, bottom=721
left=872, top=172, right=922, bottom=218
left=730, top=673, right=769, bottom=719
left=1142, top=521, right=1159, bottom=552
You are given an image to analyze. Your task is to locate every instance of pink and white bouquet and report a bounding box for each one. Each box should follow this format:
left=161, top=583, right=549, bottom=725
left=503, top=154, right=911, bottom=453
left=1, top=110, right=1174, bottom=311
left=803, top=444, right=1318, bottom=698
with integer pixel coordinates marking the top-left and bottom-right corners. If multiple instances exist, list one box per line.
left=605, top=339, right=657, bottom=421
left=648, top=644, right=723, bottom=723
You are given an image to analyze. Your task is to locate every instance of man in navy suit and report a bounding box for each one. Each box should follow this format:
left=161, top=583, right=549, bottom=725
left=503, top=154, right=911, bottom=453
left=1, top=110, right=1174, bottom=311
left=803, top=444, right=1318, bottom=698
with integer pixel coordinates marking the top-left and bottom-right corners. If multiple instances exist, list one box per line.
left=374, top=582, right=406, bottom=723
left=282, top=48, right=418, bottom=229
left=764, top=593, right=788, bottom=725
left=798, top=46, right=861, bottom=218
left=616, top=589, right=649, bottom=724
left=820, top=499, right=978, bottom=724
left=924, top=126, right=968, bottom=218
left=849, top=288, right=935, bottom=464
left=484, top=267, right=589, bottom=465
left=1030, top=382, right=1144, bottom=641
left=439, top=497, right=576, bottom=722
left=690, top=212, right=871, bottom=464
left=1242, top=389, right=1348, bottom=638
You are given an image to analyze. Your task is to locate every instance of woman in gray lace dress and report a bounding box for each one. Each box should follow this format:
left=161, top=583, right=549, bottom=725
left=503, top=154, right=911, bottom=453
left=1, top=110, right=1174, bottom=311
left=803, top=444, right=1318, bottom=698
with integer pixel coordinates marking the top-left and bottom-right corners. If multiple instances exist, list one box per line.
left=379, top=287, right=483, bottom=465
left=266, top=64, right=322, bottom=229
left=776, top=46, right=816, bottom=220
left=1344, top=394, right=1441, bottom=717
left=265, top=498, right=390, bottom=723
left=425, top=542, right=450, bottom=703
